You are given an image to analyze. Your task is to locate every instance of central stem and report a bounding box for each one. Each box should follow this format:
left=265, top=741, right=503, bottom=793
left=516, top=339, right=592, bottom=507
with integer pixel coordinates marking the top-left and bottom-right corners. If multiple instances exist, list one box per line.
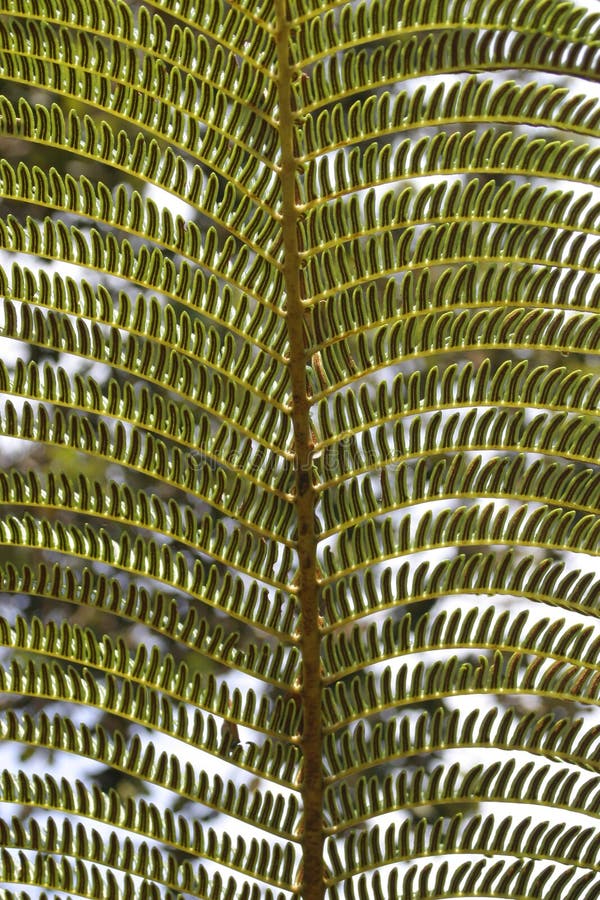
left=274, top=3, right=324, bottom=898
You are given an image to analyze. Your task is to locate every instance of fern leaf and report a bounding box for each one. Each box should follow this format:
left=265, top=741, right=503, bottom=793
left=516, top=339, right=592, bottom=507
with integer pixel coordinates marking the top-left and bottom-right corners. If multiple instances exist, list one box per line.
left=0, top=0, right=599, bottom=898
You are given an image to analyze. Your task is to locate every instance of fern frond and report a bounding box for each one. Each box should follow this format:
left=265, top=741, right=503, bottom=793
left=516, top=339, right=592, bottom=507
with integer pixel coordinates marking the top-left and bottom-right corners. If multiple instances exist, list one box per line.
left=0, top=559, right=300, bottom=643
left=322, top=605, right=600, bottom=681
left=300, top=78, right=600, bottom=159
left=1, top=0, right=600, bottom=897
left=0, top=815, right=297, bottom=895
left=0, top=613, right=301, bottom=738
left=321, top=551, right=600, bottom=631
left=0, top=707, right=301, bottom=837
left=324, top=654, right=600, bottom=733
left=327, top=811, right=600, bottom=880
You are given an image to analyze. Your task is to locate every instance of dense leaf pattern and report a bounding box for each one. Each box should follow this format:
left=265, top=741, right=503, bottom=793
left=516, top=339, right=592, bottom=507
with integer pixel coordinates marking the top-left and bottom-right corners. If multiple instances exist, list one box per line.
left=0, top=0, right=598, bottom=899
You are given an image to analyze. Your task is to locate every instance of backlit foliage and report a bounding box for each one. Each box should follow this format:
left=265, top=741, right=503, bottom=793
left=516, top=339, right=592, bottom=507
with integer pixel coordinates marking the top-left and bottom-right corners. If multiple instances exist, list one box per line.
left=0, top=1, right=599, bottom=899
